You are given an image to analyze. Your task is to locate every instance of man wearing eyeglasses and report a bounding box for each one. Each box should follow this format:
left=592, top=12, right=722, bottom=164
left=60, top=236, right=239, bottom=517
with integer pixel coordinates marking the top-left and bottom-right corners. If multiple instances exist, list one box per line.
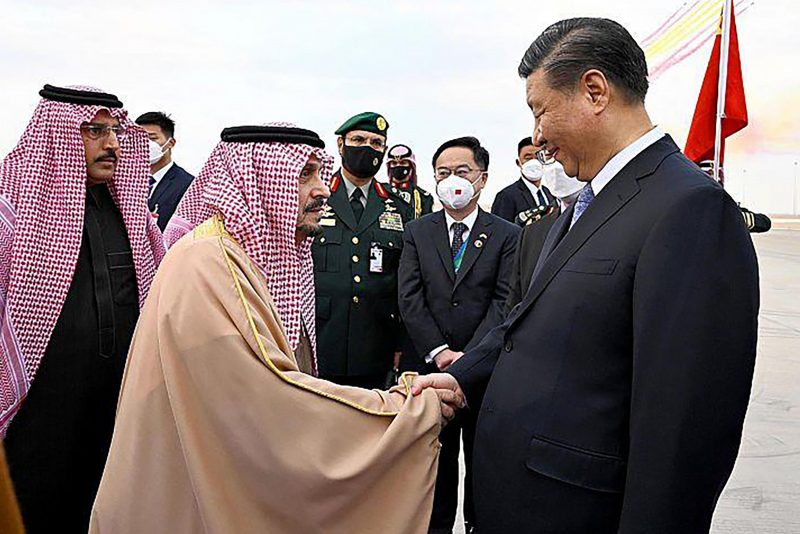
left=312, top=112, right=413, bottom=389
left=398, top=137, right=519, bottom=533
left=0, top=85, right=163, bottom=533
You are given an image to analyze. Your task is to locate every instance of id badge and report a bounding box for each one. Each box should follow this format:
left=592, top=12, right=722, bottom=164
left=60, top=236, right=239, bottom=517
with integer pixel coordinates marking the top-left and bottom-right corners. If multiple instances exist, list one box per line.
left=369, top=243, right=384, bottom=273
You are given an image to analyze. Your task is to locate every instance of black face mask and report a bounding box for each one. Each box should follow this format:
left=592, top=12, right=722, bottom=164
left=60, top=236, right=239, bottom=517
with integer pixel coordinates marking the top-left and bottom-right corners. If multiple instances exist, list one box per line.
left=389, top=166, right=412, bottom=182
left=342, top=145, right=384, bottom=179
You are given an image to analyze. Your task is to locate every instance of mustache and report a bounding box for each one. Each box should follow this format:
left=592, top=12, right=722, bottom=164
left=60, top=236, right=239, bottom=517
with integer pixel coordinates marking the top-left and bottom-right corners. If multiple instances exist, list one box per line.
left=304, top=198, right=326, bottom=213
left=94, top=151, right=118, bottom=163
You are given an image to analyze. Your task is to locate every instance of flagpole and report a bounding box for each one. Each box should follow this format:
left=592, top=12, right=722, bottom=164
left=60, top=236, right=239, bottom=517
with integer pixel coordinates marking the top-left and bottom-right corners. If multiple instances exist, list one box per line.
left=713, top=0, right=734, bottom=184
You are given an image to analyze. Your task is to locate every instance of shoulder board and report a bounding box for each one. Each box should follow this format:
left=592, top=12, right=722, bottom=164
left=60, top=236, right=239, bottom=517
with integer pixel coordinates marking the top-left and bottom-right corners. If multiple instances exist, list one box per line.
left=329, top=173, right=341, bottom=193
left=373, top=180, right=389, bottom=199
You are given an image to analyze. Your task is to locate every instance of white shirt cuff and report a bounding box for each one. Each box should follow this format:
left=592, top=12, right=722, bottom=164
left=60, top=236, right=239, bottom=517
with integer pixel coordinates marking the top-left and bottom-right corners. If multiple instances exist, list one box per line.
left=426, top=344, right=448, bottom=364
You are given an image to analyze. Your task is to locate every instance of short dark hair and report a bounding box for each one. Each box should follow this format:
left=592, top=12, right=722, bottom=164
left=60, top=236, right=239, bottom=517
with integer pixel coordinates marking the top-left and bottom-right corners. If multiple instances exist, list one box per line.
left=432, top=136, right=489, bottom=171
left=518, top=136, right=533, bottom=155
left=518, top=18, right=649, bottom=103
left=135, top=111, right=176, bottom=138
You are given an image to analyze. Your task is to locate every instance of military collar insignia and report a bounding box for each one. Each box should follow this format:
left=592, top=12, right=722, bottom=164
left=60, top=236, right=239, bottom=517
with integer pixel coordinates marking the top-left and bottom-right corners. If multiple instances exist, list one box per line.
left=329, top=173, right=342, bottom=193
left=373, top=181, right=389, bottom=199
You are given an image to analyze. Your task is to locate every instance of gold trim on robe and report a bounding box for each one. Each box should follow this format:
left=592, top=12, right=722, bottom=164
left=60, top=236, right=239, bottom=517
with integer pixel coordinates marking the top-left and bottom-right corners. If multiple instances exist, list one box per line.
left=90, top=215, right=441, bottom=534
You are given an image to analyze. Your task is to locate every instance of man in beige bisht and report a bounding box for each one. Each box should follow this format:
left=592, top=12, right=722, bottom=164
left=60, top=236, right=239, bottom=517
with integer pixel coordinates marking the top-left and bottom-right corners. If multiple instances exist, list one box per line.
left=91, top=125, right=454, bottom=534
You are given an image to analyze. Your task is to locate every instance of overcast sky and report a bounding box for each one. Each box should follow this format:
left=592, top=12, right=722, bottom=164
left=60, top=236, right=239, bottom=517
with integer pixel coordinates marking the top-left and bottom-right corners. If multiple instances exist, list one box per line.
left=2, top=0, right=798, bottom=210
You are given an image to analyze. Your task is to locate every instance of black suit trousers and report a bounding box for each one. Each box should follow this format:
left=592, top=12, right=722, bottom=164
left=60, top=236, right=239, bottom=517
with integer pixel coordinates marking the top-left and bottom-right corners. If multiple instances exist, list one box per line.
left=429, top=402, right=477, bottom=533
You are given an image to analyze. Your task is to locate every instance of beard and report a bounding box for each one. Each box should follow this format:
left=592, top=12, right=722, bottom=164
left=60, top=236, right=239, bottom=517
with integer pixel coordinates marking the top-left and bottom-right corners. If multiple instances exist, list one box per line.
left=297, top=221, right=323, bottom=239
left=297, top=198, right=326, bottom=239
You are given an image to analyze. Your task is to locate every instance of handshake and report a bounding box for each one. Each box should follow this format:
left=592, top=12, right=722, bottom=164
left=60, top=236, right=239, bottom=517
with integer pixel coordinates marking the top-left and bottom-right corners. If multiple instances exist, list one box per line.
left=411, top=372, right=467, bottom=426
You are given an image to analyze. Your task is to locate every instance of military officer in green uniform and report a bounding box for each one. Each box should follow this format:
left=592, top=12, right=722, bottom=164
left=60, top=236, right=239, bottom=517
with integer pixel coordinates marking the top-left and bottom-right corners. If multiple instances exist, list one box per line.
left=312, top=112, right=413, bottom=388
left=385, top=143, right=434, bottom=220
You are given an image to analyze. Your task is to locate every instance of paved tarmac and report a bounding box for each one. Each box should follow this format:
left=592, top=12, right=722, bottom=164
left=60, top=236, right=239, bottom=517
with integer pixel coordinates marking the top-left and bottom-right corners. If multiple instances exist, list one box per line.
left=453, top=229, right=800, bottom=533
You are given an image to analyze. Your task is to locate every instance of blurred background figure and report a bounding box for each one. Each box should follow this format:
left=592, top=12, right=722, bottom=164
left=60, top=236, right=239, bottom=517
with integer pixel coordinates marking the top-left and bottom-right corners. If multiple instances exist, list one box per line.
left=491, top=136, right=555, bottom=226
left=386, top=143, right=434, bottom=220
left=698, top=160, right=771, bottom=233
left=136, top=111, right=195, bottom=231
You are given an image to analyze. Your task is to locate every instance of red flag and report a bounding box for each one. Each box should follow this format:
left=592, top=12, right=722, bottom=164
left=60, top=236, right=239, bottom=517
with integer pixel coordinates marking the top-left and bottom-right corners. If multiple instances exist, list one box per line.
left=684, top=7, right=748, bottom=166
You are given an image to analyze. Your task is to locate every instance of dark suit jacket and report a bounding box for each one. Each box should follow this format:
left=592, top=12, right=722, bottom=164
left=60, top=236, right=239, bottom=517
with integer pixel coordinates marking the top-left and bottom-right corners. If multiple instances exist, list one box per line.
left=448, top=136, right=759, bottom=533
left=491, top=178, right=554, bottom=225
left=149, top=163, right=194, bottom=231
left=505, top=208, right=560, bottom=315
left=397, top=209, right=518, bottom=373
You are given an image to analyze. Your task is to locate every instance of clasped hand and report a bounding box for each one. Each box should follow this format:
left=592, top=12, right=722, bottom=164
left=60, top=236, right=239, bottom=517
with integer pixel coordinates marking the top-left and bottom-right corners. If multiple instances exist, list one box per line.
left=411, top=373, right=466, bottom=426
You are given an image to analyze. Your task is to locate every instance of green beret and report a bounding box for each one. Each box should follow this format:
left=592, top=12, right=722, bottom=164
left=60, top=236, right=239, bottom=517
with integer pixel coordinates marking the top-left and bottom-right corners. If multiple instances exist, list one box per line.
left=335, top=112, right=389, bottom=137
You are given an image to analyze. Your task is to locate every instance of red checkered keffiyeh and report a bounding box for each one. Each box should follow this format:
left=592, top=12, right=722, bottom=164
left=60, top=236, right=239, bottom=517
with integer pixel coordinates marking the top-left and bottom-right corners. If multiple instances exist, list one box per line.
left=0, top=87, right=165, bottom=435
left=163, top=123, right=334, bottom=374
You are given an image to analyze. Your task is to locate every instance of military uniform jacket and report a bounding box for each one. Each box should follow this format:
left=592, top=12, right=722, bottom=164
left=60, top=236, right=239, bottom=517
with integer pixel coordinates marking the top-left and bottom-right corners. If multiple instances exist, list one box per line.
left=312, top=171, right=413, bottom=377
left=390, top=183, right=434, bottom=220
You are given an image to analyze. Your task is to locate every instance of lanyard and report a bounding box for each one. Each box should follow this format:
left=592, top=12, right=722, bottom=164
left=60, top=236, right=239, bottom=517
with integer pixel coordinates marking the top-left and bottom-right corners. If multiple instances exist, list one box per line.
left=453, top=239, right=468, bottom=272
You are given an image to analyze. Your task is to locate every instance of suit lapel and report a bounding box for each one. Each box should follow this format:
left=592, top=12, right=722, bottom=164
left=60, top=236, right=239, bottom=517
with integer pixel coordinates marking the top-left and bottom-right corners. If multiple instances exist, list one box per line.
left=511, top=136, right=680, bottom=326
left=356, top=183, right=384, bottom=235
left=150, top=165, right=177, bottom=209
left=528, top=206, right=572, bottom=284
left=454, top=209, right=492, bottom=289
left=327, top=180, right=358, bottom=232
left=432, top=211, right=456, bottom=282
left=542, top=185, right=556, bottom=206
left=516, top=179, right=535, bottom=208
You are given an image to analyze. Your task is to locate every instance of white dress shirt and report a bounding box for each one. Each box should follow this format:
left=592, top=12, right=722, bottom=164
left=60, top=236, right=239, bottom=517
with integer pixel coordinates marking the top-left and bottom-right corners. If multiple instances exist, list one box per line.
left=343, top=176, right=371, bottom=207
left=521, top=176, right=548, bottom=206
left=427, top=207, right=481, bottom=363
left=589, top=126, right=665, bottom=196
left=149, top=160, right=174, bottom=199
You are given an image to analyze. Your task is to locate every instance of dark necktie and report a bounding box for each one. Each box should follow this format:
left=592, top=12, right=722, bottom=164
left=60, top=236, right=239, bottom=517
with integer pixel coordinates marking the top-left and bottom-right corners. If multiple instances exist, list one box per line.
left=350, top=188, right=364, bottom=223
left=451, top=222, right=467, bottom=259
left=537, top=188, right=547, bottom=207
left=148, top=176, right=156, bottom=196
left=569, top=183, right=595, bottom=229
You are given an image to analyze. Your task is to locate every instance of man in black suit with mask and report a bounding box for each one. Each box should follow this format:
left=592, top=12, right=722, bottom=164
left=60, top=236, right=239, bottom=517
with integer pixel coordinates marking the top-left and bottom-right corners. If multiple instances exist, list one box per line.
left=136, top=112, right=194, bottom=231
left=399, top=136, right=519, bottom=534
left=505, top=159, right=582, bottom=313
left=491, top=136, right=555, bottom=226
left=412, top=18, right=759, bottom=534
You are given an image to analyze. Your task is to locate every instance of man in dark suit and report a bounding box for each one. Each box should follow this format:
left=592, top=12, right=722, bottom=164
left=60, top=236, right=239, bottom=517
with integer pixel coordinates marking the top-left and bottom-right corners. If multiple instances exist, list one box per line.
left=412, top=18, right=759, bottom=533
left=399, top=137, right=519, bottom=534
left=136, top=112, right=194, bottom=231
left=491, top=136, right=555, bottom=226
left=505, top=160, right=583, bottom=313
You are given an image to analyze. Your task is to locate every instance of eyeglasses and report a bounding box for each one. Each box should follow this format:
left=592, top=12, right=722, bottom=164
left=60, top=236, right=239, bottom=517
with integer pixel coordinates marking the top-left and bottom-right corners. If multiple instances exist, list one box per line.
left=80, top=123, right=127, bottom=140
left=435, top=166, right=483, bottom=180
left=345, top=134, right=386, bottom=151
left=536, top=148, right=556, bottom=165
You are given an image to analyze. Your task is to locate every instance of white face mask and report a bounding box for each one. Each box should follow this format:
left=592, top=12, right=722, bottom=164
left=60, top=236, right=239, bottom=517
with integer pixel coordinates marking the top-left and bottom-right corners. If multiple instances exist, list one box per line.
left=436, top=174, right=482, bottom=210
left=540, top=162, right=582, bottom=199
left=520, top=159, right=543, bottom=182
left=148, top=138, right=172, bottom=165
